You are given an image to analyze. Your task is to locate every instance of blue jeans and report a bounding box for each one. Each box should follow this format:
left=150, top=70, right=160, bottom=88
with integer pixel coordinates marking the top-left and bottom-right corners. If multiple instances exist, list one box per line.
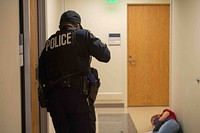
left=153, top=119, right=180, bottom=133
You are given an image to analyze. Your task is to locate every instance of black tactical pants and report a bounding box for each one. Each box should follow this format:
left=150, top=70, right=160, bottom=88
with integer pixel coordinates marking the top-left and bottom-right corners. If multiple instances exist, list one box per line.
left=46, top=86, right=96, bottom=133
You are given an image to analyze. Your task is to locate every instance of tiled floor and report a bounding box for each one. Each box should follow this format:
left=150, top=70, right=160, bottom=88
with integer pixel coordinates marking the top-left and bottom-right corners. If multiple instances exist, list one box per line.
left=98, top=113, right=137, bottom=133
left=96, top=107, right=167, bottom=133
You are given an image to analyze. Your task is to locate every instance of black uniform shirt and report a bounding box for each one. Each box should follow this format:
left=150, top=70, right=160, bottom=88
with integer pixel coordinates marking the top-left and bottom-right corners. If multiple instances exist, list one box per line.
left=39, top=28, right=110, bottom=84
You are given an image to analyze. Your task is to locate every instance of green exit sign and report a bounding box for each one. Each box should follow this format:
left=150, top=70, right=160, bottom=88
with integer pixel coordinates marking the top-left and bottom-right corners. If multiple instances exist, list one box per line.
left=107, top=0, right=119, bottom=3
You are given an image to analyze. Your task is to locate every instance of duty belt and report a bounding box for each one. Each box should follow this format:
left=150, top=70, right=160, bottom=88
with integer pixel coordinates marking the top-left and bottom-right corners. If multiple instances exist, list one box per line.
left=44, top=71, right=84, bottom=91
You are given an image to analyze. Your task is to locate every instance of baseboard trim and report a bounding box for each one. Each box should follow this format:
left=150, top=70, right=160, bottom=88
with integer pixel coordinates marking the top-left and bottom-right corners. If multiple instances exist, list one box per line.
left=94, top=103, right=124, bottom=108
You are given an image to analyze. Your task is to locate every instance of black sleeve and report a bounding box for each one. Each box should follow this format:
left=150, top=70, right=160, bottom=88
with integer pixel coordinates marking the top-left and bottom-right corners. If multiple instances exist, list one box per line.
left=86, top=31, right=111, bottom=63
left=75, top=29, right=111, bottom=63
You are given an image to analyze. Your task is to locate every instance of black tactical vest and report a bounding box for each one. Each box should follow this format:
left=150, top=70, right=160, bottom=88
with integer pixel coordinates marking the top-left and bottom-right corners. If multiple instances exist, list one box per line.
left=42, top=29, right=90, bottom=81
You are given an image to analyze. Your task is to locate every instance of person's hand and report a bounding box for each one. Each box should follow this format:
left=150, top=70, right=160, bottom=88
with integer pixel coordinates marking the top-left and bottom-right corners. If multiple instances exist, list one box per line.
left=159, top=111, right=170, bottom=121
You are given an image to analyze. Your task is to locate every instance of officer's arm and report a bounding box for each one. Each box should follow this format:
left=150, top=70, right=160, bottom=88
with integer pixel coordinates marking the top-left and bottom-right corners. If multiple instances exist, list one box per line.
left=86, top=32, right=111, bottom=63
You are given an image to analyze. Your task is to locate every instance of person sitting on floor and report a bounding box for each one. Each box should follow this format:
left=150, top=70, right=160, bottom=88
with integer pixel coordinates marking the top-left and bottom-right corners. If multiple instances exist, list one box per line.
left=150, top=109, right=183, bottom=133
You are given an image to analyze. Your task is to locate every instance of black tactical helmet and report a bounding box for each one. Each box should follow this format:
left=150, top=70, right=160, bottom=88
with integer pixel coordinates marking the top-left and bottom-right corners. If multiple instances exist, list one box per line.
left=59, top=10, right=81, bottom=25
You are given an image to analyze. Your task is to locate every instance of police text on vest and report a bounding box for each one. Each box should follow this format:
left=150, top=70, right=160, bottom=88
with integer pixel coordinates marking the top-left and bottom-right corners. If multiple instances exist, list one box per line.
left=45, top=33, right=72, bottom=51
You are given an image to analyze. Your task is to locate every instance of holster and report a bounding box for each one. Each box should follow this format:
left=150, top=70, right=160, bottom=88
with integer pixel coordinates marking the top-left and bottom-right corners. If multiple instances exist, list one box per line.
left=81, top=75, right=90, bottom=96
left=38, top=84, right=48, bottom=108
left=84, top=67, right=101, bottom=103
left=88, top=82, right=100, bottom=102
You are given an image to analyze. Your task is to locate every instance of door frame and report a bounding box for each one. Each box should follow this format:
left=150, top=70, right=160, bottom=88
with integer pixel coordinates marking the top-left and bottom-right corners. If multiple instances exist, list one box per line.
left=38, top=0, right=48, bottom=133
left=22, top=0, right=32, bottom=132
left=22, top=0, right=47, bottom=132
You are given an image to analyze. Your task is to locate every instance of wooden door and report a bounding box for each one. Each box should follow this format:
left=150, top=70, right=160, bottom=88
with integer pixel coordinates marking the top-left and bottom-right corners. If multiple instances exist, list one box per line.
left=128, top=5, right=170, bottom=106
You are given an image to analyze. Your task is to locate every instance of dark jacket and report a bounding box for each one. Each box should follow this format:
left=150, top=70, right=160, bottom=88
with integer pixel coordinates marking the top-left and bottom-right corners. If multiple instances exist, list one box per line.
left=39, top=27, right=110, bottom=84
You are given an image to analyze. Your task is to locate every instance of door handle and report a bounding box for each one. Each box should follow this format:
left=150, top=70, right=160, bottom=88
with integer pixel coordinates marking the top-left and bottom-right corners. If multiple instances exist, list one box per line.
left=129, top=60, right=136, bottom=63
left=128, top=55, right=136, bottom=63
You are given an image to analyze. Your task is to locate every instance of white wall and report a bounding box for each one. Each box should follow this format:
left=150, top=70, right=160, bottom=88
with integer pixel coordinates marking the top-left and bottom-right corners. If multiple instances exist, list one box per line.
left=171, top=0, right=200, bottom=132
left=46, top=0, right=65, bottom=37
left=0, top=0, right=21, bottom=133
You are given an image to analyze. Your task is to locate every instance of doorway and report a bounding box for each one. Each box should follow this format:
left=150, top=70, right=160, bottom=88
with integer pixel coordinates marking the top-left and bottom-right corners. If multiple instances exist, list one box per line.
left=128, top=5, right=170, bottom=106
left=20, top=0, right=47, bottom=132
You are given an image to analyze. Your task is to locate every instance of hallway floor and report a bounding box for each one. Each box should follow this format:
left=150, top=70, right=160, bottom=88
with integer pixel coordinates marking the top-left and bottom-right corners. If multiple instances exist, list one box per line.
left=48, top=106, right=167, bottom=133
left=96, top=106, right=167, bottom=133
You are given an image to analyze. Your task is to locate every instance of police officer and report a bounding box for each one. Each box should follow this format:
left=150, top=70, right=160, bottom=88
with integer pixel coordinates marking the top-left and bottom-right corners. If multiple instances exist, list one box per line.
left=38, top=10, right=110, bottom=133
